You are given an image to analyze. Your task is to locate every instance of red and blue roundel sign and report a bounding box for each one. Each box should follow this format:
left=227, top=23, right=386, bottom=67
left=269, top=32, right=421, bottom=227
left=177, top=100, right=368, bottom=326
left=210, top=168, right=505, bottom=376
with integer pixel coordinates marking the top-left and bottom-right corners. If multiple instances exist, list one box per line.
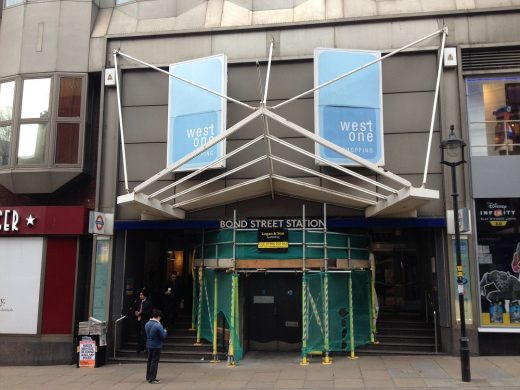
left=95, top=215, right=105, bottom=231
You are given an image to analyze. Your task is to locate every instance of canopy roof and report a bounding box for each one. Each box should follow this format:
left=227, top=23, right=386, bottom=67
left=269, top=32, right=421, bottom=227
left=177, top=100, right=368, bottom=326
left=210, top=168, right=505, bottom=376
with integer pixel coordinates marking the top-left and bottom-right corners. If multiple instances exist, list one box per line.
left=116, top=28, right=447, bottom=220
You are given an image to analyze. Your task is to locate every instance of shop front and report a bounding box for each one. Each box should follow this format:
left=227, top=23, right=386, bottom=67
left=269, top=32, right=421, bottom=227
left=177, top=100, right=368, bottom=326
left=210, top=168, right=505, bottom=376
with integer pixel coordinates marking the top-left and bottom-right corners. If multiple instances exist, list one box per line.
left=0, top=206, right=90, bottom=365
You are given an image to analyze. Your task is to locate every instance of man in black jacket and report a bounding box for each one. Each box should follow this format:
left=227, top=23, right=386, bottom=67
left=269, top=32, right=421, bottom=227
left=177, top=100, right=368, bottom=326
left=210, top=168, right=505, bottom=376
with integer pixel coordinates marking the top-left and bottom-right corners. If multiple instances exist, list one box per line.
left=134, top=290, right=153, bottom=352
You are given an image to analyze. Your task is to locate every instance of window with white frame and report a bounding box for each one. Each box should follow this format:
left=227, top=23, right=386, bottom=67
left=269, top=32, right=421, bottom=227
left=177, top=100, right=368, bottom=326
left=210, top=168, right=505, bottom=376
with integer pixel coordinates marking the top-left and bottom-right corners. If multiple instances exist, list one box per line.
left=0, top=74, right=86, bottom=170
left=0, top=80, right=15, bottom=166
left=466, top=76, right=520, bottom=156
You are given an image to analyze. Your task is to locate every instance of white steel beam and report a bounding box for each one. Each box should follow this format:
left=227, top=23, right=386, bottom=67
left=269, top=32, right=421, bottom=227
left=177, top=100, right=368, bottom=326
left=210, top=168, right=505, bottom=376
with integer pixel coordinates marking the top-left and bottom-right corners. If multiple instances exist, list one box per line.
left=117, top=192, right=186, bottom=219
left=262, top=108, right=412, bottom=187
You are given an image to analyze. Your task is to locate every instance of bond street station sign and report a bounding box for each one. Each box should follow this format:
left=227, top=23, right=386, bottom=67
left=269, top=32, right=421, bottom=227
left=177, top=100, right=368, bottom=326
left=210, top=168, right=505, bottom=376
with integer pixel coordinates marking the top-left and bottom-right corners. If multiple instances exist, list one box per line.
left=219, top=218, right=325, bottom=229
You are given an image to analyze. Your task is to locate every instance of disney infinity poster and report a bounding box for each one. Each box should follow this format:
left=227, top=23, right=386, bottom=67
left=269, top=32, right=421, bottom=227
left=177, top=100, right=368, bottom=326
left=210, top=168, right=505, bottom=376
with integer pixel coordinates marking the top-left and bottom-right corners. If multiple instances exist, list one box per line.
left=476, top=199, right=520, bottom=326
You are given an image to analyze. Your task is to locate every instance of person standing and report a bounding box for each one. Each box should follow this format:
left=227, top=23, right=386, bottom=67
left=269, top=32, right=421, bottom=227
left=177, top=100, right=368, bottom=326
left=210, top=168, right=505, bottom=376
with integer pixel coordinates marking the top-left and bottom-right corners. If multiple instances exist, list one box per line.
left=145, top=309, right=167, bottom=384
left=134, top=290, right=153, bottom=353
left=163, top=272, right=182, bottom=327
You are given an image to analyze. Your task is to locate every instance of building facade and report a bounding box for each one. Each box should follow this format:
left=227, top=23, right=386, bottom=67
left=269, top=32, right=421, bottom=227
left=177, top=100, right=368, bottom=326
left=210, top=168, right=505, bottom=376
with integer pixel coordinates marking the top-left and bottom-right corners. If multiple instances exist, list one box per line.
left=0, top=0, right=519, bottom=364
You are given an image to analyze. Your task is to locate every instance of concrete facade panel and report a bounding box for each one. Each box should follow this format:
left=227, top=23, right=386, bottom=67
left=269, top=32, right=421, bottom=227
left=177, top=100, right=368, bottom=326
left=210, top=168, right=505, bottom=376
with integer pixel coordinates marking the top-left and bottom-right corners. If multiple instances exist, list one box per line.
left=335, top=19, right=441, bottom=52
left=383, top=91, right=438, bottom=133
left=122, top=105, right=168, bottom=143
left=20, top=2, right=60, bottom=73
left=252, top=9, right=293, bottom=25
left=89, top=38, right=106, bottom=71
left=343, top=0, right=377, bottom=17
left=110, top=35, right=212, bottom=69
left=383, top=131, right=442, bottom=175
left=205, top=0, right=225, bottom=28
left=227, top=61, right=313, bottom=102
left=221, top=1, right=252, bottom=27
left=294, top=0, right=326, bottom=22
left=56, top=1, right=92, bottom=72
left=471, top=156, right=520, bottom=198
left=137, top=0, right=177, bottom=19
left=107, top=8, right=138, bottom=35
left=226, top=99, right=314, bottom=140
left=279, top=27, right=335, bottom=58
left=382, top=52, right=436, bottom=93
left=211, top=31, right=267, bottom=62
left=325, top=0, right=344, bottom=19
left=0, top=6, right=24, bottom=77
left=467, top=14, right=520, bottom=44
left=119, top=143, right=168, bottom=182
left=121, top=69, right=168, bottom=107
left=92, top=8, right=112, bottom=38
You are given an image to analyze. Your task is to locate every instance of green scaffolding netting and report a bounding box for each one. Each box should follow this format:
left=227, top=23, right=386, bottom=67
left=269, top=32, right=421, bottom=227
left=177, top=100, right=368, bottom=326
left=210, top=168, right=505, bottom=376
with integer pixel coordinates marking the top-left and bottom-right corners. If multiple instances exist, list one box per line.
left=302, top=270, right=372, bottom=357
left=196, top=269, right=243, bottom=362
left=196, top=229, right=369, bottom=261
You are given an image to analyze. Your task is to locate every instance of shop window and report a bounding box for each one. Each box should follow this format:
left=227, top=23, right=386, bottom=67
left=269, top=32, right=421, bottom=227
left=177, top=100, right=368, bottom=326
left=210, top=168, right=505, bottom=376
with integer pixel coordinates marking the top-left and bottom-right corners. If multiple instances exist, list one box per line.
left=466, top=76, right=520, bottom=156
left=476, top=199, right=520, bottom=329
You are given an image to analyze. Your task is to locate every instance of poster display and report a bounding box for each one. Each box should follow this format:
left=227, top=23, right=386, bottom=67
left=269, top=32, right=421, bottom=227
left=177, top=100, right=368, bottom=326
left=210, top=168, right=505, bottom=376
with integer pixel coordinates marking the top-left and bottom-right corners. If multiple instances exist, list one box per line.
left=92, top=236, right=111, bottom=321
left=476, top=199, right=520, bottom=328
left=0, top=237, right=44, bottom=334
left=168, top=54, right=227, bottom=171
left=78, top=337, right=96, bottom=368
left=451, top=238, right=473, bottom=324
left=314, top=48, right=384, bottom=166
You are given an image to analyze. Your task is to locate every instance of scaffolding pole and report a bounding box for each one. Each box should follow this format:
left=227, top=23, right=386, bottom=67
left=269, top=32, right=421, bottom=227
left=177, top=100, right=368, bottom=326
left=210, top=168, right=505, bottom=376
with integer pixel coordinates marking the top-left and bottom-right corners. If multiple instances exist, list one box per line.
left=323, top=269, right=332, bottom=364
left=348, top=272, right=358, bottom=360
left=195, top=267, right=204, bottom=346
left=300, top=271, right=309, bottom=366
left=228, top=272, right=238, bottom=367
left=211, top=272, right=219, bottom=362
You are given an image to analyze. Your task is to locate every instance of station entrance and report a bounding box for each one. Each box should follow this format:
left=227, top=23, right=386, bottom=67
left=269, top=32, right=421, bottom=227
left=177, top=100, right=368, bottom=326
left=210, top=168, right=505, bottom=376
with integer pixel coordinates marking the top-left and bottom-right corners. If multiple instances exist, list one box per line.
left=246, top=273, right=302, bottom=351
left=115, top=223, right=441, bottom=363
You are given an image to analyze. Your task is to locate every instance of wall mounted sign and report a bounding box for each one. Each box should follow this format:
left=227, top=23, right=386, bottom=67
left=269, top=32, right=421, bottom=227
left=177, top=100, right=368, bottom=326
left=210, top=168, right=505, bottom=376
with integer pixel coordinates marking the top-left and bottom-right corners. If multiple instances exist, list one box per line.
left=314, top=48, right=384, bottom=166
left=220, top=218, right=325, bottom=229
left=0, top=206, right=88, bottom=236
left=168, top=54, right=227, bottom=171
left=258, top=228, right=289, bottom=252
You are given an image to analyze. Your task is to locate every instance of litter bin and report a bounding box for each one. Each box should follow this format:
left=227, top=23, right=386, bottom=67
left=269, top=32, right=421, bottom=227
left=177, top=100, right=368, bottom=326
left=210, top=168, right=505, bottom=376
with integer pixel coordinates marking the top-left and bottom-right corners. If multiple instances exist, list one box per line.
left=76, top=318, right=107, bottom=368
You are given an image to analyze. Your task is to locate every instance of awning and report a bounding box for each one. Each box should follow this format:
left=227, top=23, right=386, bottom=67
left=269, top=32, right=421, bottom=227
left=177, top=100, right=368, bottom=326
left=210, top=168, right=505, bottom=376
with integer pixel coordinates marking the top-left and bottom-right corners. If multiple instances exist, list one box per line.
left=115, top=28, right=447, bottom=220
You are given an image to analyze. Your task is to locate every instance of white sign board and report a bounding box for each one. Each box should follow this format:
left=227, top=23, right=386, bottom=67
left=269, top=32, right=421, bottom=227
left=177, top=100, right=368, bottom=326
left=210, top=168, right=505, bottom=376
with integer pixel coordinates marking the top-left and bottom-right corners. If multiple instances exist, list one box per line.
left=0, top=237, right=44, bottom=334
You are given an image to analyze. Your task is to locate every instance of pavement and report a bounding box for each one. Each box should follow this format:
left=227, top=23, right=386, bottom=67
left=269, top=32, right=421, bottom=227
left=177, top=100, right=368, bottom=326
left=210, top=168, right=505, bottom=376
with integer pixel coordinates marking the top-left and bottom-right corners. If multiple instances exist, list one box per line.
left=2, top=352, right=520, bottom=389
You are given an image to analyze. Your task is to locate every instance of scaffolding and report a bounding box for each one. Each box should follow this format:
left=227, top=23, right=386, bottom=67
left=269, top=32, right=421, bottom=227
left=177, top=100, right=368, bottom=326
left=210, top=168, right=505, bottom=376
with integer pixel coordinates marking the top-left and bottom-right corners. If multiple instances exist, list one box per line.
left=191, top=205, right=376, bottom=365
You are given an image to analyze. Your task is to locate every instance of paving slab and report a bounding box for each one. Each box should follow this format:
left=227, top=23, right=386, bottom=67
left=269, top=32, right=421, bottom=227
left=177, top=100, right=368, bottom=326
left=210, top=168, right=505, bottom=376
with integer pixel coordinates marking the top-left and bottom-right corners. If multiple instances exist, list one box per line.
left=3, top=354, right=520, bottom=389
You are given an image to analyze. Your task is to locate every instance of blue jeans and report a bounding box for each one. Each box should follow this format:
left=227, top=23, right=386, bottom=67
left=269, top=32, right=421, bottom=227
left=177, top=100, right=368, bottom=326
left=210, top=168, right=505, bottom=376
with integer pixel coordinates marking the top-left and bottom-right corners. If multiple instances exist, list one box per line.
left=146, top=348, right=161, bottom=381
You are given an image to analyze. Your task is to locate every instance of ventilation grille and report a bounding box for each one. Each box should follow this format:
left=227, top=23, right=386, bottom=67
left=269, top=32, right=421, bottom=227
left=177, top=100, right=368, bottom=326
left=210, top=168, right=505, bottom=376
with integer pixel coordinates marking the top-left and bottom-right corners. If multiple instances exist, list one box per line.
left=461, top=46, right=520, bottom=72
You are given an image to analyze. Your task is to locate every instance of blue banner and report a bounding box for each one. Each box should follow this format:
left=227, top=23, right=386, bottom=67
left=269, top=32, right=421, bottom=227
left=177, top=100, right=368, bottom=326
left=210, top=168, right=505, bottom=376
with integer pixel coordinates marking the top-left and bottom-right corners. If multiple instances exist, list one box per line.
left=314, top=49, right=384, bottom=166
left=168, top=55, right=227, bottom=170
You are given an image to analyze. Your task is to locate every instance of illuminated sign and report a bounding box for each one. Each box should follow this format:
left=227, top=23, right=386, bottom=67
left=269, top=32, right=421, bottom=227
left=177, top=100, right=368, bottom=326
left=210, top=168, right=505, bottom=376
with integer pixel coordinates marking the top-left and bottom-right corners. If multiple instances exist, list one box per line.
left=168, top=54, right=227, bottom=171
left=314, top=48, right=384, bottom=166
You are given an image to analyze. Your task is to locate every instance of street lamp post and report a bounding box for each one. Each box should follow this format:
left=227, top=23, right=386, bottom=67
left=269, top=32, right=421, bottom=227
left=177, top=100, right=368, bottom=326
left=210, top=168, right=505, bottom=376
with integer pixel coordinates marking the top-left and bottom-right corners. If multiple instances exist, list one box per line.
left=440, top=125, right=471, bottom=382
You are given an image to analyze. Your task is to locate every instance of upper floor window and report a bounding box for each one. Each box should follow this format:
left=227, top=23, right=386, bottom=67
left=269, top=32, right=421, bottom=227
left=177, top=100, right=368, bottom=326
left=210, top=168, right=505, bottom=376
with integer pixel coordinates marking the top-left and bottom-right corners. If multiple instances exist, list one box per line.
left=0, top=80, right=15, bottom=166
left=466, top=76, right=520, bottom=156
left=0, top=74, right=86, bottom=170
left=4, top=0, right=24, bottom=8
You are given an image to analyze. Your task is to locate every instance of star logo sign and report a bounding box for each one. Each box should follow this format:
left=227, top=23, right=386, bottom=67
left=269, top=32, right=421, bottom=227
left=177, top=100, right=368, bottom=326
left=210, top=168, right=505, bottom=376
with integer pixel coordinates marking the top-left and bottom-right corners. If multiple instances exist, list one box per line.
left=26, top=214, right=37, bottom=227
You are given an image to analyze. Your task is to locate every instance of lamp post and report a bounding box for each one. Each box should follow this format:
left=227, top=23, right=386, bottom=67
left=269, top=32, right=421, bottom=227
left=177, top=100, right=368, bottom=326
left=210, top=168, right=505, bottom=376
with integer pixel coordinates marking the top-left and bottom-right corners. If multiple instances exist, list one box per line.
left=440, top=125, right=471, bottom=382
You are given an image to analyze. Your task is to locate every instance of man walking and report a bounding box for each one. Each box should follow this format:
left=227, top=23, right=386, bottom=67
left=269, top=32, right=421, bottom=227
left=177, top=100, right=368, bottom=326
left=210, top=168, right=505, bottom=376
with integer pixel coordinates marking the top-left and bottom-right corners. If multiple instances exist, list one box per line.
left=145, top=309, right=167, bottom=384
